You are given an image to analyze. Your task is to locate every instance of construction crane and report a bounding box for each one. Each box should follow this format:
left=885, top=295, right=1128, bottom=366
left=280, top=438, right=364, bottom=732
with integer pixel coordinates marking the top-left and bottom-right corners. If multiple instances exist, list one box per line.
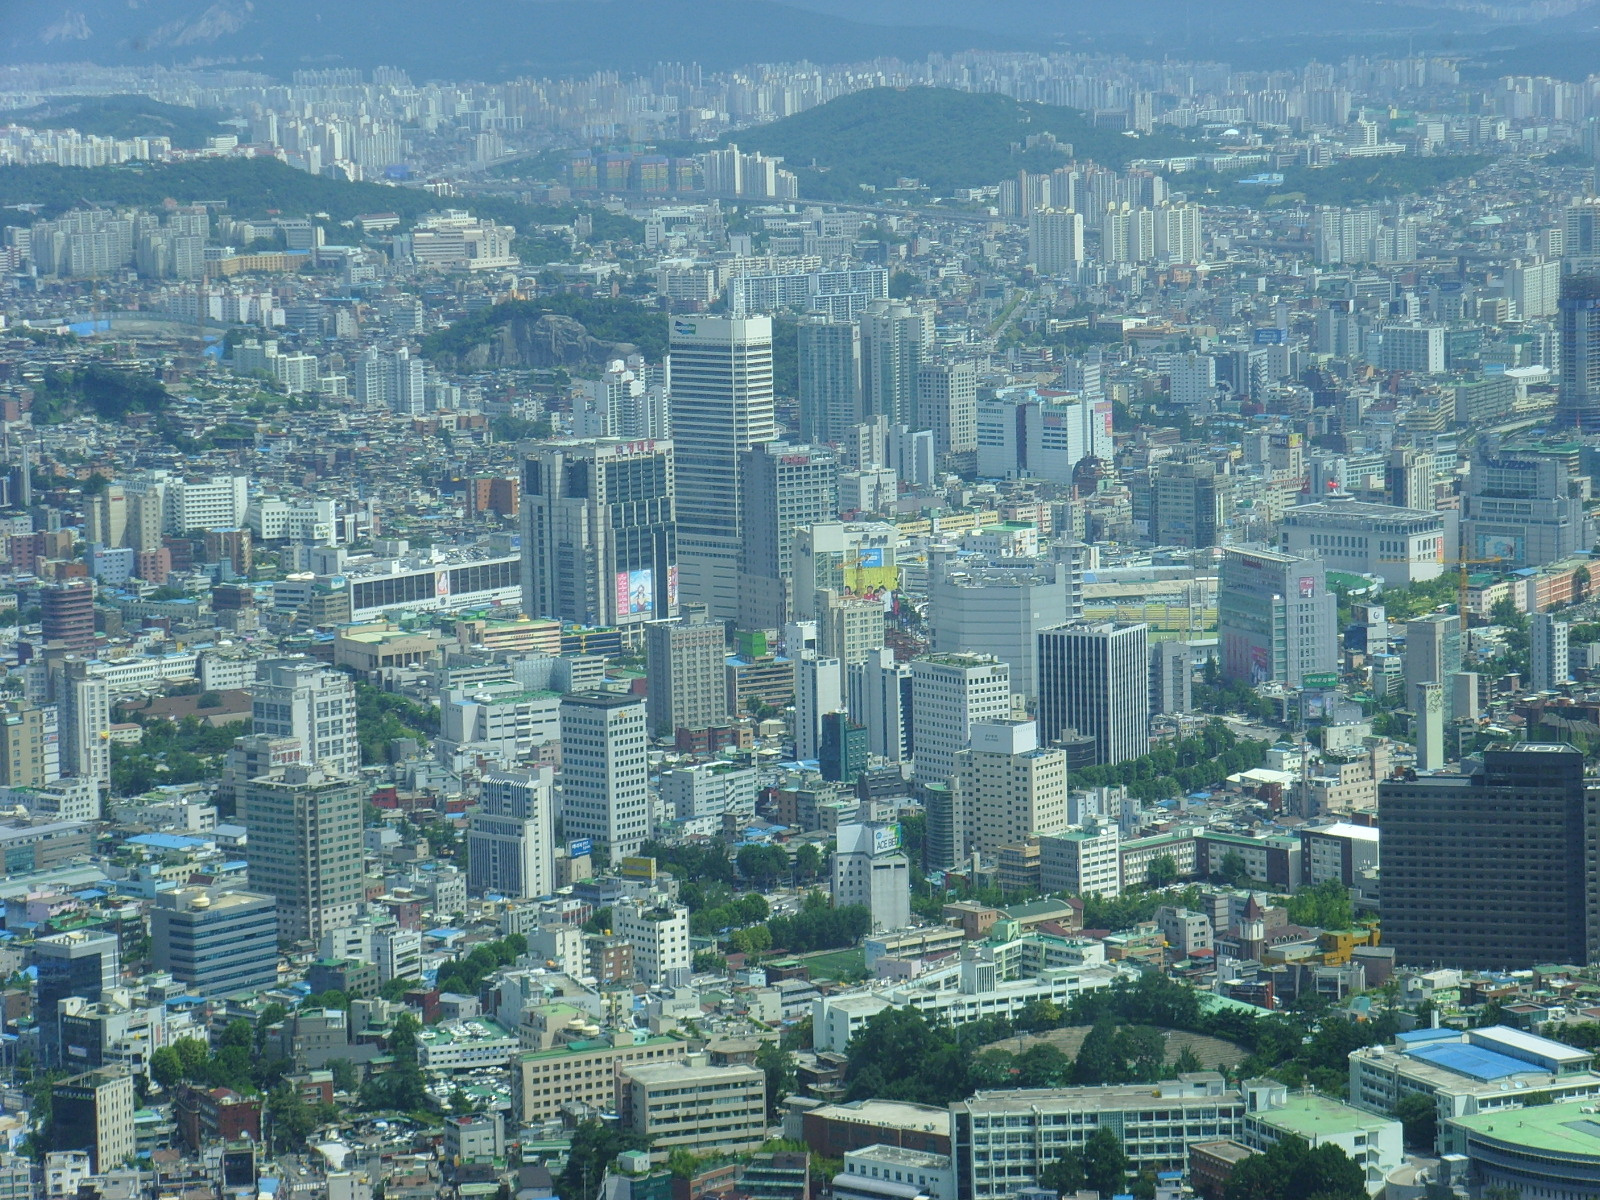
left=1378, top=555, right=1503, bottom=625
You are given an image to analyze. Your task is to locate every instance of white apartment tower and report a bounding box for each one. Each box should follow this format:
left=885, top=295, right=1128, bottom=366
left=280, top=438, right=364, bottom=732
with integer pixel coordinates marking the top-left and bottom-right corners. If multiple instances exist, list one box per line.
left=558, top=692, right=650, bottom=859
left=1530, top=611, right=1571, bottom=692
left=613, top=898, right=691, bottom=987
left=1027, top=209, right=1084, bottom=274
left=250, top=658, right=359, bottom=777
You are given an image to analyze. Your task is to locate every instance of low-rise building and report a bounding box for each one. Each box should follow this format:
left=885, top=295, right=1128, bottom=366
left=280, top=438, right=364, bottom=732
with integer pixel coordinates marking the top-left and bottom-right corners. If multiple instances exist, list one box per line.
left=621, top=1058, right=767, bottom=1155
left=834, top=1145, right=955, bottom=1200
left=511, top=1031, right=689, bottom=1125
left=1241, top=1090, right=1403, bottom=1195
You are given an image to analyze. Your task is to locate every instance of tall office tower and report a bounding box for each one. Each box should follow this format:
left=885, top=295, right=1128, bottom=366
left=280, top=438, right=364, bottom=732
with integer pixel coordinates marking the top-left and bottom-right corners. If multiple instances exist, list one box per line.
left=669, top=316, right=775, bottom=619
left=797, top=317, right=862, bottom=446
left=909, top=653, right=1011, bottom=789
left=1530, top=612, right=1571, bottom=692
left=467, top=766, right=556, bottom=901
left=820, top=710, right=869, bottom=783
left=833, top=821, right=911, bottom=932
left=240, top=766, right=364, bottom=943
left=847, top=647, right=911, bottom=763
left=1037, top=621, right=1151, bottom=767
left=40, top=581, right=94, bottom=652
left=1149, top=641, right=1192, bottom=716
left=612, top=898, right=691, bottom=987
left=1168, top=353, right=1219, bottom=410
left=250, top=659, right=359, bottom=777
left=928, top=555, right=1069, bottom=703
left=737, top=440, right=839, bottom=629
left=1565, top=199, right=1600, bottom=270
left=85, top=484, right=128, bottom=549
left=1559, top=273, right=1600, bottom=430
left=644, top=612, right=728, bottom=738
left=952, top=721, right=1069, bottom=858
left=521, top=438, right=678, bottom=634
left=1412, top=680, right=1446, bottom=771
left=916, top=361, right=978, bottom=464
left=1385, top=447, right=1434, bottom=509
left=1027, top=209, right=1084, bottom=274
left=558, top=692, right=650, bottom=859
left=150, top=886, right=279, bottom=997
left=1153, top=202, right=1204, bottom=265
left=1507, top=258, right=1560, bottom=320
left=860, top=301, right=931, bottom=427
left=1217, top=547, right=1337, bottom=687
left=794, top=655, right=844, bottom=762
left=53, top=1068, right=135, bottom=1173
left=1150, top=460, right=1225, bottom=548
left=0, top=698, right=59, bottom=787
left=816, top=589, right=886, bottom=667
left=1461, top=453, right=1591, bottom=567
left=1404, top=612, right=1463, bottom=722
left=1379, top=744, right=1599, bottom=969
left=54, top=658, right=109, bottom=793
left=35, top=930, right=119, bottom=1065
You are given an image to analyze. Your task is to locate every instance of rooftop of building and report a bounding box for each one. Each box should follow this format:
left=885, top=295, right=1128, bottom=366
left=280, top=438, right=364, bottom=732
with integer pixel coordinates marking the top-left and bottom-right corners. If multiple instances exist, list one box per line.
left=808, top=1099, right=952, bottom=1133
left=622, top=1059, right=762, bottom=1084
left=956, top=1074, right=1231, bottom=1112
left=1283, top=497, right=1441, bottom=522
left=843, top=1145, right=953, bottom=1169
left=1448, top=1099, right=1600, bottom=1159
left=1248, top=1092, right=1396, bottom=1138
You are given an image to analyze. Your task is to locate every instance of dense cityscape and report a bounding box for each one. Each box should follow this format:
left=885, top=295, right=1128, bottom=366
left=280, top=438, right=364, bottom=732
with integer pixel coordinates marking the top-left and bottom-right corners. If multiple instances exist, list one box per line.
left=7, top=5, right=1600, bottom=1200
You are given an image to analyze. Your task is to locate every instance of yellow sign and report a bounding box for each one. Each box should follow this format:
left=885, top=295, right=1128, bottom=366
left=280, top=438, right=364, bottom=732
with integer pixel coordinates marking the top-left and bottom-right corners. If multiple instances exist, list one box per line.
left=620, top=856, right=657, bottom=881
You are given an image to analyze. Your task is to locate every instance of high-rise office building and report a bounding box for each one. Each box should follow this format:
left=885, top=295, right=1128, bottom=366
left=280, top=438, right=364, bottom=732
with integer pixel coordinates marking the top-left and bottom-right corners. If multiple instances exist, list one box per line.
left=53, top=657, right=109, bottom=794
left=833, top=821, right=911, bottom=932
left=953, top=721, right=1069, bottom=858
left=240, top=766, right=364, bottom=943
left=35, top=930, right=119, bottom=1065
left=249, top=659, right=358, bottom=777
left=1530, top=611, right=1571, bottom=692
left=737, top=440, right=839, bottom=629
left=612, top=898, right=691, bottom=987
left=916, top=361, right=978, bottom=465
left=1150, top=460, right=1225, bottom=548
left=819, top=711, right=870, bottom=783
left=521, top=438, right=678, bottom=634
left=847, top=647, right=911, bottom=763
left=815, top=589, right=886, bottom=667
left=794, top=655, right=844, bottom=763
left=1460, top=453, right=1590, bottom=568
left=1404, top=613, right=1462, bottom=723
left=150, top=887, right=279, bottom=997
left=1037, top=621, right=1150, bottom=766
left=644, top=612, right=728, bottom=737
left=1217, top=547, right=1337, bottom=687
left=53, top=1068, right=135, bottom=1173
left=558, top=693, right=650, bottom=859
left=0, top=698, right=58, bottom=787
left=1027, top=209, right=1084, bottom=274
left=909, top=654, right=1012, bottom=789
left=1558, top=272, right=1600, bottom=431
left=860, top=301, right=931, bottom=427
left=467, top=767, right=556, bottom=901
left=40, top=581, right=94, bottom=652
left=1379, top=744, right=1599, bottom=969
left=670, top=316, right=775, bottom=619
left=797, top=317, right=862, bottom=446
left=1149, top=641, right=1192, bottom=717
left=928, top=554, right=1070, bottom=703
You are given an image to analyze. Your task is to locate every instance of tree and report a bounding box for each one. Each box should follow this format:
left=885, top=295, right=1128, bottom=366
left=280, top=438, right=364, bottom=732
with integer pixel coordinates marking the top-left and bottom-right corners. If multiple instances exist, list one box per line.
left=756, top=1041, right=797, bottom=1118
left=559, top=1119, right=651, bottom=1200
left=1394, top=1092, right=1437, bottom=1150
left=1080, top=1127, right=1130, bottom=1198
left=150, top=1047, right=183, bottom=1091
left=1145, top=854, right=1179, bottom=889
left=737, top=844, right=789, bottom=888
left=450, top=1088, right=476, bottom=1115
left=328, top=1058, right=359, bottom=1093
left=1490, top=595, right=1528, bottom=632
left=1217, top=850, right=1254, bottom=888
left=795, top=842, right=824, bottom=880
left=1038, top=1147, right=1086, bottom=1194
left=1072, top=1018, right=1126, bottom=1085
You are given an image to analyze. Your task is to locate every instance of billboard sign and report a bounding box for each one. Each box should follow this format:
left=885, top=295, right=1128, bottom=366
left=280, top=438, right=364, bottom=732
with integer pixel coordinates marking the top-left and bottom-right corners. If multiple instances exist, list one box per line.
left=568, top=838, right=593, bottom=859
left=616, top=568, right=655, bottom=616
left=1302, top=671, right=1339, bottom=690
left=872, top=824, right=902, bottom=856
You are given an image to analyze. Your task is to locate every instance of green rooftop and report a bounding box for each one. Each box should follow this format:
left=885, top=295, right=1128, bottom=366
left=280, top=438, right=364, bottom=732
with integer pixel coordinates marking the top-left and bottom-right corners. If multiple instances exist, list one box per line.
left=1253, top=1092, right=1396, bottom=1140
left=1448, top=1100, right=1600, bottom=1159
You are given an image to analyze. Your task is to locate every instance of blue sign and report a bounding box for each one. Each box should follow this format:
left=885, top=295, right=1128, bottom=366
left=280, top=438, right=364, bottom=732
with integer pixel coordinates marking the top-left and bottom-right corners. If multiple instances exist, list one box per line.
left=1253, top=327, right=1287, bottom=345
left=569, top=838, right=593, bottom=859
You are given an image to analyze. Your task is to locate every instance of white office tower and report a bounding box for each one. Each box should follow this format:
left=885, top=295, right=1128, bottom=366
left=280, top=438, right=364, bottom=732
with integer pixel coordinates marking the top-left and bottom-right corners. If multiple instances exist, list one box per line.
left=1507, top=258, right=1560, bottom=320
left=1028, top=209, right=1084, bottom=274
left=928, top=553, right=1070, bottom=702
left=468, top=767, right=556, bottom=901
left=1037, top=622, right=1151, bottom=766
left=816, top=589, right=886, bottom=666
left=833, top=822, right=911, bottom=933
left=1530, top=612, right=1571, bottom=692
left=909, top=654, right=1012, bottom=788
left=1149, top=640, right=1193, bottom=716
left=1039, top=826, right=1123, bottom=898
left=558, top=693, right=650, bottom=859
left=1412, top=681, right=1446, bottom=772
left=251, top=658, right=359, bottom=777
left=53, top=658, right=110, bottom=792
left=669, top=316, right=775, bottom=619
left=794, top=655, right=844, bottom=762
left=797, top=316, right=863, bottom=446
left=860, top=301, right=932, bottom=426
left=1169, top=353, right=1218, bottom=410
left=953, top=721, right=1069, bottom=858
left=916, top=360, right=978, bottom=463
left=847, top=648, right=911, bottom=763
left=613, top=898, right=691, bottom=987
left=573, top=356, right=670, bottom=440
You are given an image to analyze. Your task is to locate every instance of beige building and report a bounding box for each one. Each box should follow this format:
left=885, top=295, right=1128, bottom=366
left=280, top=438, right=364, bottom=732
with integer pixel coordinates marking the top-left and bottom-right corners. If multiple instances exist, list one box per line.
left=53, top=1068, right=135, bottom=1172
left=622, top=1058, right=767, bottom=1155
left=954, top=721, right=1068, bottom=858
left=512, top=1026, right=689, bottom=1125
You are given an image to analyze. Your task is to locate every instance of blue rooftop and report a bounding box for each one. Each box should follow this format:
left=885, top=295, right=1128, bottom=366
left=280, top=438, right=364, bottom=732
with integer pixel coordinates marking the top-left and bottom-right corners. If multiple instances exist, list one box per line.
left=1408, top=1041, right=1534, bottom=1081
left=1396, top=1027, right=1461, bottom=1046
left=126, top=833, right=207, bottom=851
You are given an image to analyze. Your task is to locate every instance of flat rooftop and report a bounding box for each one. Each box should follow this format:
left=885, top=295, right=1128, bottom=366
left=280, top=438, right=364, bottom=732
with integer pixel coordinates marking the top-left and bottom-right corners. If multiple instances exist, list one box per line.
left=1450, top=1100, right=1600, bottom=1159
left=1252, top=1093, right=1396, bottom=1139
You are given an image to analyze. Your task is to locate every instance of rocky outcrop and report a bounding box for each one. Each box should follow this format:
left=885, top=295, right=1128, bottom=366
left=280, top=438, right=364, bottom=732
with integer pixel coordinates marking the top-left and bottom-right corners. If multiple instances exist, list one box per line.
left=437, top=312, right=639, bottom=371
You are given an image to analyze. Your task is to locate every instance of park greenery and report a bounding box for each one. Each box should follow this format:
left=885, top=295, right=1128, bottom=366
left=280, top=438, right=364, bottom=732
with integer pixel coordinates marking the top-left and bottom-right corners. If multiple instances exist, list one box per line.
left=1185, top=154, right=1487, bottom=210
left=433, top=932, right=528, bottom=997
left=1068, top=719, right=1269, bottom=802
left=352, top=679, right=439, bottom=764
left=111, top=715, right=241, bottom=796
left=715, top=87, right=1195, bottom=199
left=1222, top=1132, right=1366, bottom=1200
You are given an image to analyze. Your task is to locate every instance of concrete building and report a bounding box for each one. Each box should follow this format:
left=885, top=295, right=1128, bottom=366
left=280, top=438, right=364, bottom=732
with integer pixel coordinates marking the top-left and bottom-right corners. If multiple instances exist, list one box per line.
left=670, top=315, right=776, bottom=620
left=1039, top=827, right=1122, bottom=898
left=1378, top=744, right=1598, bottom=969
left=645, top=613, right=728, bottom=737
left=834, top=1145, right=956, bottom=1200
left=1036, top=621, right=1150, bottom=766
left=953, top=722, right=1068, bottom=859
left=250, top=658, right=358, bottom=777
left=1027, top=209, right=1084, bottom=273
left=0, top=698, right=58, bottom=788
left=861, top=301, right=932, bottom=427
left=467, top=767, right=557, bottom=901
left=613, top=899, right=691, bottom=988
left=1278, top=496, right=1447, bottom=586
left=622, top=1059, right=767, bottom=1155
left=1460, top=454, right=1591, bottom=569
left=817, top=589, right=886, bottom=668
left=1558, top=272, right=1600, bottom=431
left=928, top=554, right=1070, bottom=702
left=1151, top=460, right=1225, bottom=548
left=240, top=766, right=364, bottom=944
left=1404, top=613, right=1462, bottom=724
left=520, top=439, right=678, bottom=634
left=150, top=887, right=279, bottom=997
left=1378, top=323, right=1446, bottom=374
left=847, top=648, right=911, bottom=764
left=35, top=930, right=119, bottom=1066
left=1242, top=1091, right=1403, bottom=1194
left=660, top=762, right=758, bottom=826
left=558, top=693, right=650, bottom=860
left=738, top=440, right=839, bottom=628
left=798, top=316, right=863, bottom=447
left=916, top=361, right=978, bottom=463
left=1217, top=547, right=1337, bottom=687
left=908, top=654, right=1012, bottom=791
left=833, top=821, right=911, bottom=933
left=53, top=1069, right=135, bottom=1173
left=54, top=658, right=109, bottom=796
left=1149, top=640, right=1192, bottom=717
left=1531, top=611, right=1571, bottom=691
left=513, top=1032, right=689, bottom=1126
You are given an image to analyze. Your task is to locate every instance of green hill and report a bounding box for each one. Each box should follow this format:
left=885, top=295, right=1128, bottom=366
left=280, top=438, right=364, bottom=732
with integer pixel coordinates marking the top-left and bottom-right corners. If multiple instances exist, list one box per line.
left=1183, top=154, right=1489, bottom=209
left=0, top=95, right=229, bottom=150
left=0, top=158, right=640, bottom=242
left=718, top=87, right=1196, bottom=200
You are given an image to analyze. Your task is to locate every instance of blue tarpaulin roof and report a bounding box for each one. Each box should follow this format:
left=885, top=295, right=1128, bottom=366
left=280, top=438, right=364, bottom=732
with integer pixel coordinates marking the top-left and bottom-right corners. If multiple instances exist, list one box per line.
left=1408, top=1041, right=1533, bottom=1081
